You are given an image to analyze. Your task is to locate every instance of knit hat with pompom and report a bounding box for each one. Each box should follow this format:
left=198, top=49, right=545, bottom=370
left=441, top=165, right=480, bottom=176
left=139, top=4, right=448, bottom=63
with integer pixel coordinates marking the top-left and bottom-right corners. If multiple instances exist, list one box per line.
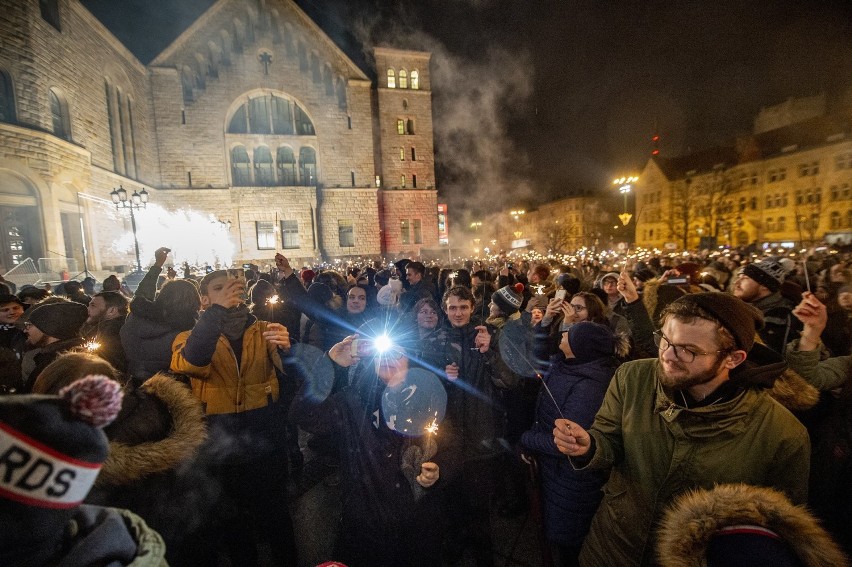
left=492, top=283, right=524, bottom=316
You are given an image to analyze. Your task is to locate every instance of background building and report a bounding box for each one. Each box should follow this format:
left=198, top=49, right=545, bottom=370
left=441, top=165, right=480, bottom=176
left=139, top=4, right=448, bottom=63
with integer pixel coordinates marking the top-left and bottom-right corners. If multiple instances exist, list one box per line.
left=0, top=0, right=439, bottom=278
left=635, top=93, right=852, bottom=250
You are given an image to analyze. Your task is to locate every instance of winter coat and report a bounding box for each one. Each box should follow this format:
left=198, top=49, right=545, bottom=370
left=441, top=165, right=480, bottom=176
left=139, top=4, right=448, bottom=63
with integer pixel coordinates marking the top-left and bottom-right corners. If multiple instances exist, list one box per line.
left=657, top=483, right=848, bottom=567
left=121, top=299, right=194, bottom=386
left=87, top=315, right=127, bottom=374
left=23, top=337, right=86, bottom=393
left=521, top=355, right=617, bottom=545
left=576, top=358, right=811, bottom=567
left=0, top=325, right=25, bottom=392
left=287, top=356, right=460, bottom=567
left=399, top=278, right=437, bottom=312
left=785, top=340, right=851, bottom=391
left=171, top=306, right=287, bottom=462
left=752, top=292, right=800, bottom=354
left=86, top=374, right=207, bottom=557
left=441, top=321, right=503, bottom=460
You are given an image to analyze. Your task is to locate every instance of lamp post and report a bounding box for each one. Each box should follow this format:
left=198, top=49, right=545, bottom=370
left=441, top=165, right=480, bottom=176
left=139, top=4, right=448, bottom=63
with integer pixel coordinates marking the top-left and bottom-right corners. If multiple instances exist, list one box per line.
left=613, top=176, right=637, bottom=226
left=109, top=185, right=148, bottom=273
left=509, top=210, right=524, bottom=249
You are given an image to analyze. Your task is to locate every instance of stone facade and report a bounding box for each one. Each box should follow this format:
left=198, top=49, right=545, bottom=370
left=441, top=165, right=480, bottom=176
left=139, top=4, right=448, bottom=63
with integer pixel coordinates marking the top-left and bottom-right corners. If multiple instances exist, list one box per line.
left=0, top=0, right=440, bottom=275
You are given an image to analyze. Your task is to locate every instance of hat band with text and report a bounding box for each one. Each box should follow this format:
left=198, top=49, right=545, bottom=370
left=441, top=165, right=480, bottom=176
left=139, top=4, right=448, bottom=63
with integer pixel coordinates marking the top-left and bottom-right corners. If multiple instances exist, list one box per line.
left=0, top=422, right=101, bottom=509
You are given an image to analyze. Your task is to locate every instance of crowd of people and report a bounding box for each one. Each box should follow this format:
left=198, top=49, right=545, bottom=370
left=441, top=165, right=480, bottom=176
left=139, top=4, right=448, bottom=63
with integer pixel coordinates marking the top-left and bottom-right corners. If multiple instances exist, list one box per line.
left=0, top=243, right=850, bottom=566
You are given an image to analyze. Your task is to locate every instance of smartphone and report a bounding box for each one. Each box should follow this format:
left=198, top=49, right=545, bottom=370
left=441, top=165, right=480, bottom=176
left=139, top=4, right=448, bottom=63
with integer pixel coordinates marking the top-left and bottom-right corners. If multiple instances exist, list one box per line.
left=350, top=338, right=374, bottom=357
left=666, top=277, right=688, bottom=285
left=555, top=289, right=567, bottom=300
left=507, top=262, right=514, bottom=269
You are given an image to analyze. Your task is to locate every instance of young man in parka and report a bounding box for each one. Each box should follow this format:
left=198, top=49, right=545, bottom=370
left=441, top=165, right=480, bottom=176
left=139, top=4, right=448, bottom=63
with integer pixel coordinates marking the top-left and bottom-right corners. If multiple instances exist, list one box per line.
left=553, top=292, right=810, bottom=567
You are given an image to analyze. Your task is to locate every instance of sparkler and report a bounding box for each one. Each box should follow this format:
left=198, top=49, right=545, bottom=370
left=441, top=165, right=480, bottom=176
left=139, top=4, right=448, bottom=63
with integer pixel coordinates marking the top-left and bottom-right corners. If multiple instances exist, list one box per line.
left=532, top=284, right=546, bottom=295
left=424, top=417, right=439, bottom=436
left=266, top=295, right=279, bottom=305
left=84, top=340, right=101, bottom=352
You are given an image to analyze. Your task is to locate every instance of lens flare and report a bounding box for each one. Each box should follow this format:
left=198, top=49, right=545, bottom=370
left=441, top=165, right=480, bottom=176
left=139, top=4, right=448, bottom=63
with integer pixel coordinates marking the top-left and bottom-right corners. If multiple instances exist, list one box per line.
left=374, top=334, right=393, bottom=353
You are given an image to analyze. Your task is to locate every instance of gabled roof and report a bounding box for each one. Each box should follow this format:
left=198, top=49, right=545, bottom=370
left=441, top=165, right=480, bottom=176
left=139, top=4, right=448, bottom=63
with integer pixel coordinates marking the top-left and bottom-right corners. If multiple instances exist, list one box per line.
left=651, top=146, right=740, bottom=181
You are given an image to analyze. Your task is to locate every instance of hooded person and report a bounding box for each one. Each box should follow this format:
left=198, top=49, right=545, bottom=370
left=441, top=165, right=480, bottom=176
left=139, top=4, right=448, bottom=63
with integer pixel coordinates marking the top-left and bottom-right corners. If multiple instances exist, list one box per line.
left=521, top=322, right=624, bottom=565
left=0, top=375, right=167, bottom=566
left=657, top=484, right=847, bottom=567
left=21, top=300, right=89, bottom=392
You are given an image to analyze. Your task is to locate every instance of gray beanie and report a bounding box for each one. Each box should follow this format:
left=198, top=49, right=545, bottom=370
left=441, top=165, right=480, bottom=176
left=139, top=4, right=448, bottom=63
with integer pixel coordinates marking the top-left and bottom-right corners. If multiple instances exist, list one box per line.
left=742, top=259, right=788, bottom=293
left=26, top=302, right=88, bottom=340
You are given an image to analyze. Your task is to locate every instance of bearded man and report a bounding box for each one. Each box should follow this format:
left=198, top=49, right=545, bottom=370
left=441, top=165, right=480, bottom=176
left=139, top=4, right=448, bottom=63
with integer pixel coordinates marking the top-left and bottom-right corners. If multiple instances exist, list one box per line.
left=553, top=292, right=809, bottom=567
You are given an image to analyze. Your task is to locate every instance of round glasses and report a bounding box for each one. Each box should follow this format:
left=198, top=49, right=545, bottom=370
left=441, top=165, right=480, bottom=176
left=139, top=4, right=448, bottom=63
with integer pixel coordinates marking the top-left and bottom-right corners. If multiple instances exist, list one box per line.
left=653, top=331, right=727, bottom=363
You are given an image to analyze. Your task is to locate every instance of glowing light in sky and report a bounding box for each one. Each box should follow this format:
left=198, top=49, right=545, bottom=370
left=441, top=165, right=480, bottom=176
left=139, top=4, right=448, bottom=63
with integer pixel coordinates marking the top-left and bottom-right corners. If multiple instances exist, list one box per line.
left=110, top=204, right=236, bottom=268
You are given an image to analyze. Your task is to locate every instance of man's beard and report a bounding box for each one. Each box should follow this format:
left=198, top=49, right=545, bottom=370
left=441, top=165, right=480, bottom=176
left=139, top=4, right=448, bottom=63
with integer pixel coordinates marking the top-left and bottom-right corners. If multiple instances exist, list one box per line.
left=659, top=355, right=727, bottom=391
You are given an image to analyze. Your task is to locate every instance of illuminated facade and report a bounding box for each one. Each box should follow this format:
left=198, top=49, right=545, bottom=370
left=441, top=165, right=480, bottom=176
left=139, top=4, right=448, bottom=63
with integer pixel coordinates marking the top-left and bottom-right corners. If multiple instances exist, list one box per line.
left=0, top=0, right=439, bottom=276
left=635, top=95, right=852, bottom=250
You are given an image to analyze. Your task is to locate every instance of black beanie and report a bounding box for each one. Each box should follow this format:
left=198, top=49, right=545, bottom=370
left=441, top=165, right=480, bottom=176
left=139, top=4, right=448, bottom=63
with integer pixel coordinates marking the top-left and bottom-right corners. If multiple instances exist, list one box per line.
left=742, top=259, right=787, bottom=293
left=670, top=293, right=764, bottom=352
left=26, top=301, right=88, bottom=340
left=491, top=283, right=524, bottom=316
left=568, top=322, right=616, bottom=362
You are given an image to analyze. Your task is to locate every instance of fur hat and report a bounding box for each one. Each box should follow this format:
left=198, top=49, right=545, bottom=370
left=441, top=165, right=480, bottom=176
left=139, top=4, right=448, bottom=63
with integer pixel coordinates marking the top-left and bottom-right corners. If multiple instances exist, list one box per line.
left=567, top=322, right=616, bottom=362
left=26, top=301, right=88, bottom=340
left=492, top=283, right=524, bottom=316
left=670, top=293, right=764, bottom=352
left=742, top=258, right=789, bottom=293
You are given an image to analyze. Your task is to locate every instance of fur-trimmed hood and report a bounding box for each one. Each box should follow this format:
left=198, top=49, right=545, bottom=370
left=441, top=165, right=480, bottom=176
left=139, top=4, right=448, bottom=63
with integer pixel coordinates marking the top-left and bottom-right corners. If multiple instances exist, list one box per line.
left=657, top=484, right=848, bottom=567
left=96, top=373, right=207, bottom=486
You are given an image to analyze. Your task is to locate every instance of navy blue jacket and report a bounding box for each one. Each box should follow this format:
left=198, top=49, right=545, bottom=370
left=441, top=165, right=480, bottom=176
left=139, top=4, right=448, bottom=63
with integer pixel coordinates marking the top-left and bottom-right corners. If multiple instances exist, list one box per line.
left=521, top=354, right=618, bottom=545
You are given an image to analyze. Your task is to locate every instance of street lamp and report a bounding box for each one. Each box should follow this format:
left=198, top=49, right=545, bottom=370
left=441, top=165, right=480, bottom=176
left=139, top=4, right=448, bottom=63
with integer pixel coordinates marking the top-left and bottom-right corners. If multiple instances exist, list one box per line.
left=613, top=176, right=637, bottom=226
left=110, top=185, right=148, bottom=273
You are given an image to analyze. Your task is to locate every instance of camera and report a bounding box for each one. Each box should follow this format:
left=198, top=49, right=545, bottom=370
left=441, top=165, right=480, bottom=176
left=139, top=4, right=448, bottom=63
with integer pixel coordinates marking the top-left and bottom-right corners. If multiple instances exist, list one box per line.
left=507, top=262, right=514, bottom=269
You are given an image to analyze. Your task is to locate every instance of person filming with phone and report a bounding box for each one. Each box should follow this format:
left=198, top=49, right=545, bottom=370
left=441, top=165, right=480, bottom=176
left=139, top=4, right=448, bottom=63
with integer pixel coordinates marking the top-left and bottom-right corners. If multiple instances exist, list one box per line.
left=171, top=268, right=297, bottom=565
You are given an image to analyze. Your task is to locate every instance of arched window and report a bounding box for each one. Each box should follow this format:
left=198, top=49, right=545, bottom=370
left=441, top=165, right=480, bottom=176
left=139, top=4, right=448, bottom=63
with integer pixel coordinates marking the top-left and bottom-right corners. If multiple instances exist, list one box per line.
left=387, top=68, right=396, bottom=89
left=0, top=70, right=15, bottom=123
left=227, top=95, right=312, bottom=136
left=299, top=147, right=316, bottom=186
left=231, top=146, right=251, bottom=186
left=399, top=69, right=408, bottom=89
left=49, top=88, right=70, bottom=140
left=277, top=147, right=296, bottom=185
left=410, top=70, right=419, bottom=90
left=254, top=146, right=275, bottom=186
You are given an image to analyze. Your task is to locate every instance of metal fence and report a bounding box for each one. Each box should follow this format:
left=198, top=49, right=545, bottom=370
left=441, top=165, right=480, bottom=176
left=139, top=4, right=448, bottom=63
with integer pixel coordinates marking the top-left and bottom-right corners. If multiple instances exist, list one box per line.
left=2, top=257, right=80, bottom=287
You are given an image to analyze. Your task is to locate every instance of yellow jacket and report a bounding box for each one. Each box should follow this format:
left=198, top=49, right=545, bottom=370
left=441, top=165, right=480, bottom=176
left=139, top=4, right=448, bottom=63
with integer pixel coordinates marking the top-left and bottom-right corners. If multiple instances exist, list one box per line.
left=171, top=320, right=282, bottom=415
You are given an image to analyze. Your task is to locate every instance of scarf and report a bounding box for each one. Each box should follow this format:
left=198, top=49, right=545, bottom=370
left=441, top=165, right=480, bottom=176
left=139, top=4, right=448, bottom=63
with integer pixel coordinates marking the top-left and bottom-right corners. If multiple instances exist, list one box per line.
left=222, top=304, right=249, bottom=341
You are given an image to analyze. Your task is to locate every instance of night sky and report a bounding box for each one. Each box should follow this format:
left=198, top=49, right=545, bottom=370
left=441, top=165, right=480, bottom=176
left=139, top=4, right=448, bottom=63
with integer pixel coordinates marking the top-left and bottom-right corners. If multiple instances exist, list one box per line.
left=83, top=0, right=852, bottom=221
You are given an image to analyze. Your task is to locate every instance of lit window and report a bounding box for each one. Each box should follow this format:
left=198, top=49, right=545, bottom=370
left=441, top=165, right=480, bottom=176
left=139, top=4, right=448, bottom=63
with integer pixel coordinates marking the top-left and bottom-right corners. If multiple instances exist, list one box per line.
left=387, top=69, right=396, bottom=89
left=271, top=96, right=294, bottom=134
left=397, top=119, right=405, bottom=135
left=256, top=221, right=276, bottom=250
left=399, top=69, right=408, bottom=89
left=400, top=147, right=405, bottom=161
left=338, top=220, right=354, bottom=247
left=281, top=220, right=299, bottom=249
left=375, top=175, right=381, bottom=188
left=400, top=219, right=410, bottom=244
left=410, top=70, right=419, bottom=90
left=401, top=175, right=406, bottom=188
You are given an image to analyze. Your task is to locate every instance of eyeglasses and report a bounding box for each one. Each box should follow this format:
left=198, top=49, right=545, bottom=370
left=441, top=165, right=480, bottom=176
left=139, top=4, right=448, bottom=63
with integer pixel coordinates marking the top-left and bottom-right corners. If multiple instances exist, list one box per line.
left=569, top=304, right=586, bottom=312
left=653, top=331, right=727, bottom=363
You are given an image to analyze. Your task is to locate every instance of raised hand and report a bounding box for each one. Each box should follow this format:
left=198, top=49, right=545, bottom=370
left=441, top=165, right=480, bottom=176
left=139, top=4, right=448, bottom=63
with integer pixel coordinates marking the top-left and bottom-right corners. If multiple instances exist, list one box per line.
left=416, top=462, right=440, bottom=488
left=553, top=418, right=592, bottom=457
left=792, top=292, right=827, bottom=351
left=617, top=269, right=639, bottom=303
left=474, top=325, right=491, bottom=353
left=154, top=247, right=171, bottom=268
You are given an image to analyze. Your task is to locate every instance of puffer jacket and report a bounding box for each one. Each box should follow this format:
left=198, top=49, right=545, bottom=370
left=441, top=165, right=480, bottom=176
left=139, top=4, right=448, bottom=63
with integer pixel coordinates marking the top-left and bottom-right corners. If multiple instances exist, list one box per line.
left=657, top=483, right=847, bottom=567
left=171, top=306, right=283, bottom=415
left=521, top=354, right=617, bottom=545
left=576, top=358, right=811, bottom=567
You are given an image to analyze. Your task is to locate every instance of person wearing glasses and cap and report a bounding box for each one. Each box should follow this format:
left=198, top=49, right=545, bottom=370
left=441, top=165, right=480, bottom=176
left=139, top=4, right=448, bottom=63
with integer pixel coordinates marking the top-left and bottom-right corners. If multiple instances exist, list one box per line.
left=552, top=292, right=809, bottom=567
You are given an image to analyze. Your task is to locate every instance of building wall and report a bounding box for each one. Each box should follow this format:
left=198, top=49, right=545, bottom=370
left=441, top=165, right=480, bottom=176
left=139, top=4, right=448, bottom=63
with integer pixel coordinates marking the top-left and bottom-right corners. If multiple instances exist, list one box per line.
left=0, top=0, right=440, bottom=274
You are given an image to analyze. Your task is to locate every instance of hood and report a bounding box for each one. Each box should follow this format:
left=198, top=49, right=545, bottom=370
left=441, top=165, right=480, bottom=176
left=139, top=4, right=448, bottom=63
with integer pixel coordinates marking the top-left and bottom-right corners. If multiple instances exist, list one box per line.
left=729, top=342, right=788, bottom=388
left=60, top=505, right=167, bottom=567
left=552, top=356, right=619, bottom=386
left=657, top=483, right=848, bottom=567
left=96, top=373, right=207, bottom=486
left=123, top=311, right=174, bottom=341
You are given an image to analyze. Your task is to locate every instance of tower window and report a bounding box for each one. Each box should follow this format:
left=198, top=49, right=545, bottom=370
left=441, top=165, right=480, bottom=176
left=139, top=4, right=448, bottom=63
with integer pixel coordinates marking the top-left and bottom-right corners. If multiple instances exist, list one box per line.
left=411, top=70, right=419, bottom=90
left=387, top=69, right=396, bottom=89
left=399, top=69, right=408, bottom=89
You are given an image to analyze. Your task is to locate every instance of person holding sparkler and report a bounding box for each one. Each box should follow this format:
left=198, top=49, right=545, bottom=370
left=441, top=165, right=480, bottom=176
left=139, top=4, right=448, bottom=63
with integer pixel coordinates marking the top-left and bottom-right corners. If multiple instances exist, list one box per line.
left=287, top=333, right=456, bottom=567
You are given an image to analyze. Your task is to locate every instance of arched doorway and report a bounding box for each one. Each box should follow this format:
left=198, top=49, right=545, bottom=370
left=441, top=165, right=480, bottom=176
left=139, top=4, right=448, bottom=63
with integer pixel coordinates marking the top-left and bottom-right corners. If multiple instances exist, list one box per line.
left=0, top=171, right=43, bottom=273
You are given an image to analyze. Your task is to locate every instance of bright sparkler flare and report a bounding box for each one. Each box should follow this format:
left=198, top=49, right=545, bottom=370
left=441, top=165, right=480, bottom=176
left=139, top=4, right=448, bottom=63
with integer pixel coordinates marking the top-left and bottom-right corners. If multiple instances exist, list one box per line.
left=266, top=295, right=279, bottom=305
left=532, top=284, right=546, bottom=295
left=425, top=418, right=439, bottom=435
left=84, top=340, right=101, bottom=352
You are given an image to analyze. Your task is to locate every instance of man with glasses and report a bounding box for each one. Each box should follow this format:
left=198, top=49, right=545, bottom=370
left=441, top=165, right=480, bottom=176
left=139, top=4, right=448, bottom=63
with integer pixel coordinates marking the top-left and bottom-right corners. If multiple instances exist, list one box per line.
left=553, top=292, right=809, bottom=567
